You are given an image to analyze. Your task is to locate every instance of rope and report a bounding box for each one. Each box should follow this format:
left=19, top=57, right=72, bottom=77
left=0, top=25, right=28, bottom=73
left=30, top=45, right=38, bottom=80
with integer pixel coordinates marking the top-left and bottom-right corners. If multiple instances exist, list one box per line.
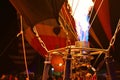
left=60, top=2, right=78, bottom=40
left=89, top=0, right=104, bottom=28
left=20, top=15, right=30, bottom=80
left=107, top=19, right=120, bottom=52
left=33, top=26, right=49, bottom=53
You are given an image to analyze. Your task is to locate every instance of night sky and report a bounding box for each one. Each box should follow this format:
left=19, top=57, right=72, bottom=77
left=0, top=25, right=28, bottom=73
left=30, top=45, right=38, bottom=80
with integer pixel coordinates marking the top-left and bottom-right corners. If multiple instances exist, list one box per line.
left=0, top=0, right=44, bottom=75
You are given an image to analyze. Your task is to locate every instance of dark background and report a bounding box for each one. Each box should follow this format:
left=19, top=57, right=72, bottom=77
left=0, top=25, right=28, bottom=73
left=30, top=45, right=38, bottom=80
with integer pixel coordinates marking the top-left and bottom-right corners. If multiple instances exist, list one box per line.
left=0, top=0, right=120, bottom=76
left=0, top=0, right=44, bottom=76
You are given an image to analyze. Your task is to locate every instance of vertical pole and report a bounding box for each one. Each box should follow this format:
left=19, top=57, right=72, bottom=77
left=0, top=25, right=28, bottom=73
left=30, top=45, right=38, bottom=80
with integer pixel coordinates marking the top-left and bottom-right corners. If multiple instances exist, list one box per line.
left=64, top=54, right=72, bottom=80
left=42, top=56, right=51, bottom=80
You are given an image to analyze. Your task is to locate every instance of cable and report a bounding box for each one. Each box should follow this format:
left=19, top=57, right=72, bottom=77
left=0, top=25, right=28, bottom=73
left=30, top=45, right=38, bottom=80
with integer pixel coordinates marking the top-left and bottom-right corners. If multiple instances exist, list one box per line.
left=72, top=0, right=80, bottom=16
left=89, top=0, right=104, bottom=28
left=107, top=19, right=120, bottom=53
left=33, top=26, right=49, bottom=53
left=88, top=0, right=105, bottom=68
left=20, top=15, right=29, bottom=80
left=89, top=0, right=97, bottom=22
left=60, top=2, right=78, bottom=41
left=0, top=36, right=16, bottom=56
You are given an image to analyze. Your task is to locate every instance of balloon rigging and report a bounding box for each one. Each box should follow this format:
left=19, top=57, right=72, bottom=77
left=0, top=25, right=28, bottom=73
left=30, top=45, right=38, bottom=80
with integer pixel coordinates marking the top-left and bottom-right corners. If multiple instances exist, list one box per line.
left=8, top=0, right=120, bottom=80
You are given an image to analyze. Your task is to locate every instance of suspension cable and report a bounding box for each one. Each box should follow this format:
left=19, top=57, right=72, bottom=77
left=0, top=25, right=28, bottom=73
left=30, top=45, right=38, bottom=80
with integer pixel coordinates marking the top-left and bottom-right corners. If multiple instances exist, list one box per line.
left=59, top=12, right=78, bottom=41
left=107, top=19, right=120, bottom=52
left=89, top=0, right=97, bottom=22
left=20, top=15, right=29, bottom=80
left=88, top=0, right=105, bottom=67
left=89, top=0, right=104, bottom=28
left=33, top=26, right=49, bottom=53
left=72, top=0, right=80, bottom=16
left=59, top=2, right=78, bottom=40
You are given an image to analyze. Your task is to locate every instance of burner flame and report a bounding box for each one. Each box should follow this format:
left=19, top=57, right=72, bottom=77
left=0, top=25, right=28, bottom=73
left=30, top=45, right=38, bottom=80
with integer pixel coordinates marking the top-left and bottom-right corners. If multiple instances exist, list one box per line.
left=68, top=0, right=94, bottom=41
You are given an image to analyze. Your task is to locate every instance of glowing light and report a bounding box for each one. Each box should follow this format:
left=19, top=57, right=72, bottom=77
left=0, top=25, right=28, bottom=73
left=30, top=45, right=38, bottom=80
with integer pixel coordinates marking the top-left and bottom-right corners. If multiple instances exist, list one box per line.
left=51, top=68, right=54, bottom=71
left=58, top=63, right=63, bottom=67
left=68, top=0, right=94, bottom=41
